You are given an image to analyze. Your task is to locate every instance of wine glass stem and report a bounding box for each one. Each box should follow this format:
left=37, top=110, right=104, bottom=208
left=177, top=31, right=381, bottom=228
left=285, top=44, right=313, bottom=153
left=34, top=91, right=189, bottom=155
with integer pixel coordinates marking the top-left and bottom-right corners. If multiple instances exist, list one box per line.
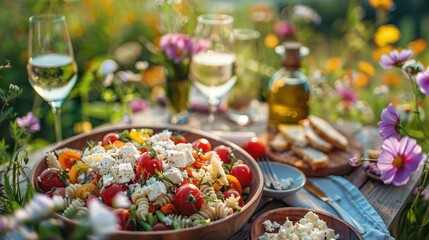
left=52, top=106, right=63, bottom=141
left=208, top=97, right=220, bottom=127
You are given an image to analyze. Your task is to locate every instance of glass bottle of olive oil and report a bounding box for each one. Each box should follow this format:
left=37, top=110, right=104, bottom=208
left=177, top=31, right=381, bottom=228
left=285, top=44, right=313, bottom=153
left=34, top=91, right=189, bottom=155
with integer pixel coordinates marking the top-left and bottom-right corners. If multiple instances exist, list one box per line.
left=267, top=41, right=310, bottom=131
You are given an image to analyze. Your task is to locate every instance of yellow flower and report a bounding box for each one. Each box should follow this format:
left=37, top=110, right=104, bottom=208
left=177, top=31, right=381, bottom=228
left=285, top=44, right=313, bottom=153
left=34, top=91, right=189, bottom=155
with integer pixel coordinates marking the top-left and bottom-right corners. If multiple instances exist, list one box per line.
left=73, top=121, right=93, bottom=134
left=371, top=45, right=394, bottom=62
left=374, top=25, right=400, bottom=47
left=381, top=72, right=401, bottom=87
left=368, top=0, right=394, bottom=11
left=324, top=57, right=343, bottom=73
left=408, top=38, right=427, bottom=55
left=353, top=71, right=371, bottom=88
left=358, top=61, right=376, bottom=77
left=264, top=34, right=279, bottom=49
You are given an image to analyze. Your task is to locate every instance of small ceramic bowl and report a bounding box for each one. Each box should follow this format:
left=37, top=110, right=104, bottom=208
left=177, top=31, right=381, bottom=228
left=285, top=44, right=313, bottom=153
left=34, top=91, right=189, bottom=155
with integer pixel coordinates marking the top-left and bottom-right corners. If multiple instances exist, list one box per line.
left=251, top=207, right=363, bottom=240
left=258, top=161, right=306, bottom=198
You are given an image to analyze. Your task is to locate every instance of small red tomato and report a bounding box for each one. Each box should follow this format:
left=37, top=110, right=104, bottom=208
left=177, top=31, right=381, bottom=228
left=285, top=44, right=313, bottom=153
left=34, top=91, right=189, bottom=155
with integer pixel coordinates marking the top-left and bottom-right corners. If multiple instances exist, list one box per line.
left=192, top=138, right=212, bottom=152
left=99, top=183, right=128, bottom=207
left=135, top=151, right=162, bottom=181
left=223, top=189, right=244, bottom=207
left=102, top=132, right=120, bottom=146
left=38, top=168, right=66, bottom=193
left=114, top=208, right=134, bottom=231
left=173, top=183, right=204, bottom=216
left=242, top=137, right=266, bottom=159
left=214, top=145, right=233, bottom=163
left=230, top=164, right=252, bottom=188
left=172, top=132, right=188, bottom=144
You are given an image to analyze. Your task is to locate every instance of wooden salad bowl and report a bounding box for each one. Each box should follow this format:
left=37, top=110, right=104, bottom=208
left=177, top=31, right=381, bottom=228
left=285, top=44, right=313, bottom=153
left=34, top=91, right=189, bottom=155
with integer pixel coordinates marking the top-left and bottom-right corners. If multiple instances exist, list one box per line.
left=30, top=124, right=264, bottom=240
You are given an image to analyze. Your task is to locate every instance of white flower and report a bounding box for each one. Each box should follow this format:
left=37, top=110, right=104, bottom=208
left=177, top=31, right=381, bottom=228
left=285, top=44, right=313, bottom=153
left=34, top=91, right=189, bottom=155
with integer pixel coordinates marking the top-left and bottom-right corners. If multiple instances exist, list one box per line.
left=99, top=59, right=118, bottom=76
left=112, top=192, right=131, bottom=209
left=88, top=200, right=119, bottom=239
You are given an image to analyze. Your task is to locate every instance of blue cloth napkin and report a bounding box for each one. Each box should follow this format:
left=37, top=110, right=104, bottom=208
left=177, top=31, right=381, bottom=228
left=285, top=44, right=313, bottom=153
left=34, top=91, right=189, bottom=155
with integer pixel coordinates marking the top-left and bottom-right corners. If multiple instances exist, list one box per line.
left=282, top=175, right=394, bottom=240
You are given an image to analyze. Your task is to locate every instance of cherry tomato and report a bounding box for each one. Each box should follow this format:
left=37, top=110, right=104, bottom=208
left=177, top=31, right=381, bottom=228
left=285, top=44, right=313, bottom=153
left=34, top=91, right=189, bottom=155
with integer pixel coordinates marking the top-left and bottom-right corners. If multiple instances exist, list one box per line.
left=172, top=132, right=187, bottom=144
left=180, top=177, right=198, bottom=187
left=214, top=145, right=233, bottom=163
left=173, top=183, right=204, bottom=216
left=230, top=164, right=252, bottom=188
left=68, top=162, right=90, bottom=184
left=99, top=183, right=128, bottom=207
left=135, top=151, right=162, bottom=181
left=102, top=132, right=120, bottom=146
left=58, top=150, right=81, bottom=170
left=152, top=222, right=173, bottom=231
left=76, top=183, right=99, bottom=200
left=242, top=137, right=266, bottom=159
left=192, top=138, right=212, bottom=153
left=114, top=208, right=134, bottom=231
left=223, top=189, right=244, bottom=207
left=226, top=174, right=243, bottom=194
left=38, top=168, right=66, bottom=193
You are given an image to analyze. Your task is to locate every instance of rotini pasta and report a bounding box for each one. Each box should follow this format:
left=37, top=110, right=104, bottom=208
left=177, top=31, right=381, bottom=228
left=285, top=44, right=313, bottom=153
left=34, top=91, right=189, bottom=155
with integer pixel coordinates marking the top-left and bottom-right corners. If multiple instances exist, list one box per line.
left=45, top=152, right=62, bottom=169
left=153, top=193, right=174, bottom=207
left=131, top=189, right=149, bottom=220
left=63, top=198, right=85, bottom=219
left=65, top=184, right=81, bottom=199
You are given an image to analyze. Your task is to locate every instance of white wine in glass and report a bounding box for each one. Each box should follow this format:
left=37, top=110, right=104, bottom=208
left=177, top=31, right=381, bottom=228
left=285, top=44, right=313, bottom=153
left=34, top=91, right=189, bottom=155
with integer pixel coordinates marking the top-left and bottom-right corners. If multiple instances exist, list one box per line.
left=189, top=14, right=236, bottom=130
left=27, top=15, right=77, bottom=141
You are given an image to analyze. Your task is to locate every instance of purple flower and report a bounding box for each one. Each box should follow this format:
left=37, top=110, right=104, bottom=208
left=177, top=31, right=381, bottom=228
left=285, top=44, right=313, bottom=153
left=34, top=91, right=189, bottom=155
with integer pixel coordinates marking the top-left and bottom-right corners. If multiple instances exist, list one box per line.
left=377, top=137, right=425, bottom=186
left=274, top=21, right=295, bottom=38
left=379, top=49, right=413, bottom=69
left=128, top=99, right=149, bottom=113
left=348, top=156, right=362, bottom=167
left=336, top=85, right=358, bottom=103
left=16, top=112, right=40, bottom=133
left=159, top=33, right=192, bottom=63
left=377, top=104, right=401, bottom=140
left=416, top=67, right=429, bottom=95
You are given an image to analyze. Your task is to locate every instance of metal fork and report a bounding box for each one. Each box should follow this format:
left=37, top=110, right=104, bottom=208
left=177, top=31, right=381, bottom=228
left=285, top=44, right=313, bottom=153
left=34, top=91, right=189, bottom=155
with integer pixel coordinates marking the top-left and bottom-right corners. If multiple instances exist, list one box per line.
left=258, top=157, right=282, bottom=190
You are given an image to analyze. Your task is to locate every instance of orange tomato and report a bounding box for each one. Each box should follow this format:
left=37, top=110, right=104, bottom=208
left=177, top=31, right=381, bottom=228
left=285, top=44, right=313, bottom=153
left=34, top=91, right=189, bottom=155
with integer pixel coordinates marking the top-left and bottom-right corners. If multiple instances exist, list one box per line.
left=69, top=162, right=90, bottom=184
left=160, top=203, right=177, bottom=215
left=76, top=183, right=99, bottom=200
left=58, top=150, right=81, bottom=170
left=226, top=174, right=243, bottom=194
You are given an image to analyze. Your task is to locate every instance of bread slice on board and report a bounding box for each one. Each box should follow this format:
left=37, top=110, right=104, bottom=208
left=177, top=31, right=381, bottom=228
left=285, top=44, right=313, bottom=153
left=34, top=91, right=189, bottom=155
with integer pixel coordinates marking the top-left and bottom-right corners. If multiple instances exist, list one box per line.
left=302, top=119, right=333, bottom=153
left=307, top=115, right=348, bottom=150
left=291, top=145, right=329, bottom=170
left=270, top=132, right=290, bottom=151
left=278, top=124, right=308, bottom=147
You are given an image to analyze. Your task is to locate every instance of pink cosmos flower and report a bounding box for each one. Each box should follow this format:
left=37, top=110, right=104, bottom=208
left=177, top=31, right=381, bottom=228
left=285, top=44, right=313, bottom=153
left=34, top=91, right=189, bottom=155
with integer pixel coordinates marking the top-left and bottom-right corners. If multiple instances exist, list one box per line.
left=348, top=156, right=362, bottom=167
left=128, top=99, right=149, bottom=113
left=377, top=137, right=425, bottom=186
left=274, top=21, right=295, bottom=38
left=377, top=104, right=401, bottom=140
left=416, top=67, right=429, bottom=95
left=336, top=85, right=358, bottom=104
left=379, top=49, right=413, bottom=69
left=16, top=112, right=40, bottom=133
left=159, top=33, right=192, bottom=63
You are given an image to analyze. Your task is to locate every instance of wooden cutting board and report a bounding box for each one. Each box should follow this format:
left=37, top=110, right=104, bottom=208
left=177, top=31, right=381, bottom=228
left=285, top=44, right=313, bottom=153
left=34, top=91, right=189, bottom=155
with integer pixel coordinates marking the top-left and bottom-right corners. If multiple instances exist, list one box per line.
left=262, top=130, right=362, bottom=177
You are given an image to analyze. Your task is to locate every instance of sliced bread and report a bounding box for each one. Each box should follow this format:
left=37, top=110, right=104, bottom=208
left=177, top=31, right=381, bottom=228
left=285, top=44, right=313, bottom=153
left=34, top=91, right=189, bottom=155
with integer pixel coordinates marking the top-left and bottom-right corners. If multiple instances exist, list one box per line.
left=278, top=124, right=308, bottom=147
left=307, top=115, right=348, bottom=150
left=302, top=119, right=333, bottom=153
left=270, top=132, right=290, bottom=151
left=291, top=145, right=329, bottom=170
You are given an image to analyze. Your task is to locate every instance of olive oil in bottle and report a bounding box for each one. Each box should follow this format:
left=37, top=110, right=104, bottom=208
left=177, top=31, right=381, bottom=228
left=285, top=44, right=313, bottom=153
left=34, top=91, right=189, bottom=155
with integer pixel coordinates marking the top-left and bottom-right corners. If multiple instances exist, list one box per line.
left=267, top=41, right=310, bottom=131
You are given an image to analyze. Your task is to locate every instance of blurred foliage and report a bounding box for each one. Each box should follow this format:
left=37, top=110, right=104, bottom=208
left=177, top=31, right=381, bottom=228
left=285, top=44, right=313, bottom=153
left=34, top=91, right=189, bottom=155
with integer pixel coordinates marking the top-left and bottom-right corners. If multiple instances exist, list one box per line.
left=0, top=0, right=429, bottom=147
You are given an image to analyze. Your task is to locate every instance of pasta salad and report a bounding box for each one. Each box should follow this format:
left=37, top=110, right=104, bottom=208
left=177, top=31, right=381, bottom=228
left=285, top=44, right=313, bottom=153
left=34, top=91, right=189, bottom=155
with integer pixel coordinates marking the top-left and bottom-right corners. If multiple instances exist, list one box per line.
left=36, top=128, right=253, bottom=231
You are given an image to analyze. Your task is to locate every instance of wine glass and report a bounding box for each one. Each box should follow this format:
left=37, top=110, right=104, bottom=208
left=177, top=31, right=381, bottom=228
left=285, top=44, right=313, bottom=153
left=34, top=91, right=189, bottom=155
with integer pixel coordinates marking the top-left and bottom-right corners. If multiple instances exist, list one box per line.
left=27, top=14, right=77, bottom=141
left=189, top=14, right=236, bottom=130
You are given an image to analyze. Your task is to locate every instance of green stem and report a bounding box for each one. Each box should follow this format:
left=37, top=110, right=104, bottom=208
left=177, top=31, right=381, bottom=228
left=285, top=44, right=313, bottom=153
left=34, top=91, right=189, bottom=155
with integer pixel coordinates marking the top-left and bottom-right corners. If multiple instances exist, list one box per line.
left=411, top=158, right=429, bottom=209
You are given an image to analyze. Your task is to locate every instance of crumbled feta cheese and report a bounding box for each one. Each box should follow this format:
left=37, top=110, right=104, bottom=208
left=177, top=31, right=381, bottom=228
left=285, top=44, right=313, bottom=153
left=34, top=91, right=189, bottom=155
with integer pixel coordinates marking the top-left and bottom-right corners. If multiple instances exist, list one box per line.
left=166, top=149, right=187, bottom=168
left=142, top=181, right=167, bottom=201
left=110, top=163, right=135, bottom=184
left=102, top=174, right=115, bottom=186
left=99, top=156, right=115, bottom=175
left=280, top=178, right=294, bottom=190
left=163, top=166, right=184, bottom=185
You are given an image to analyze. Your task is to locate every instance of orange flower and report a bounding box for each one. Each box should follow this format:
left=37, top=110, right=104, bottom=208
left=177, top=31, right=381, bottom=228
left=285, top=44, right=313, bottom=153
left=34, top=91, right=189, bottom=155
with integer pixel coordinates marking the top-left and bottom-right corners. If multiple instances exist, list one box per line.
left=368, top=0, right=394, bottom=11
left=358, top=61, right=376, bottom=77
left=264, top=34, right=279, bottom=49
left=324, top=57, right=343, bottom=73
left=381, top=72, right=401, bottom=87
left=408, top=38, right=427, bottom=55
left=353, top=71, right=371, bottom=88
left=371, top=45, right=394, bottom=62
left=374, top=25, right=400, bottom=47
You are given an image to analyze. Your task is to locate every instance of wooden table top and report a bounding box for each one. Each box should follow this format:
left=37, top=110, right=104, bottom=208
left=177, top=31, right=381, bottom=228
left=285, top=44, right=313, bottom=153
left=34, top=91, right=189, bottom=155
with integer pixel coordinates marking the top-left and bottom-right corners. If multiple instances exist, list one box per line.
left=27, top=103, right=418, bottom=239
